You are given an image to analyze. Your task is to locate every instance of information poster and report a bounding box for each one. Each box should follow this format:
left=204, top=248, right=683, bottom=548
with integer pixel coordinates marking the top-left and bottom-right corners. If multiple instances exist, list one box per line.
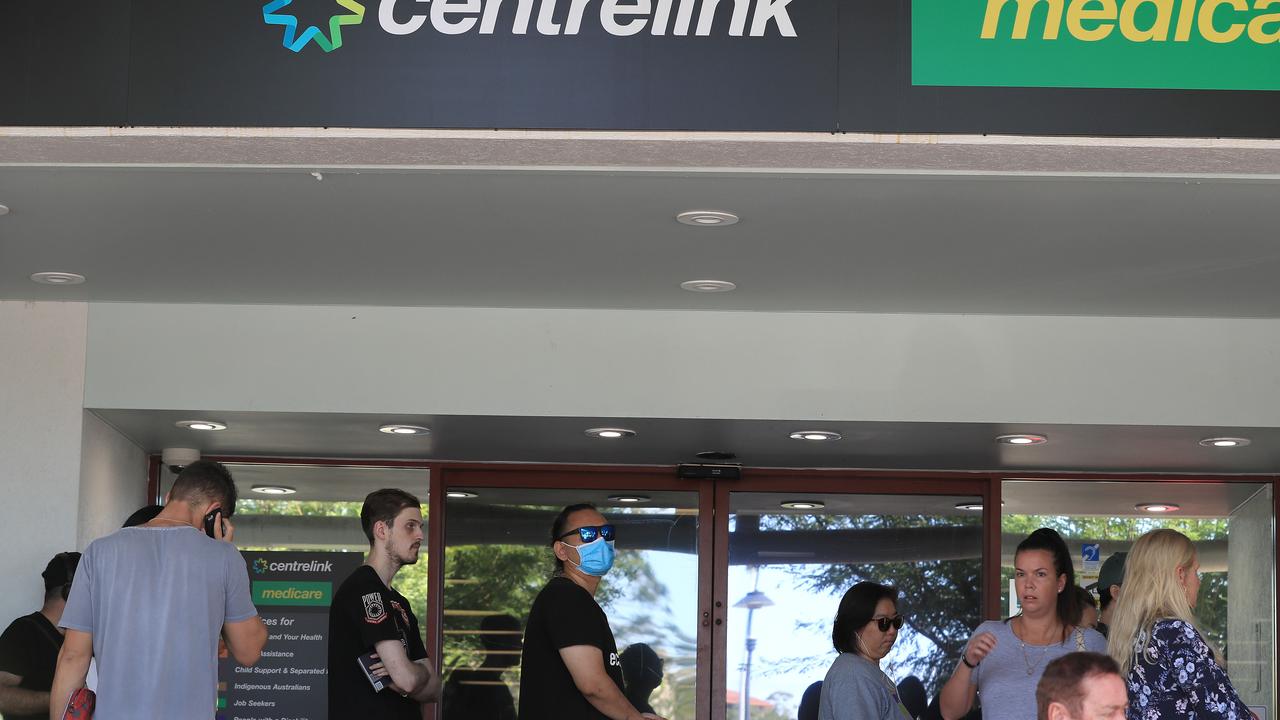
left=217, top=551, right=364, bottom=720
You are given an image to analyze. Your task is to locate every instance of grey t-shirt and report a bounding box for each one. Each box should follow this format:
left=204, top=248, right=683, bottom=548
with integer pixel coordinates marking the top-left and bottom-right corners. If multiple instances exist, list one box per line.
left=61, top=526, right=258, bottom=720
left=969, top=620, right=1107, bottom=720
left=818, top=653, right=912, bottom=720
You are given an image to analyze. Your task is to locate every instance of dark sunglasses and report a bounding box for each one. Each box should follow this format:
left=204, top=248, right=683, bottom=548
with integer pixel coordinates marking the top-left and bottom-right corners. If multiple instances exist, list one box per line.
left=871, top=615, right=905, bottom=632
left=557, top=524, right=615, bottom=544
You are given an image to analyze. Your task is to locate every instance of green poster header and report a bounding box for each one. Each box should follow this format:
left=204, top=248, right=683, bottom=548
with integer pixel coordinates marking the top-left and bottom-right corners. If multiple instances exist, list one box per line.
left=252, top=581, right=332, bottom=607
left=912, top=0, right=1280, bottom=90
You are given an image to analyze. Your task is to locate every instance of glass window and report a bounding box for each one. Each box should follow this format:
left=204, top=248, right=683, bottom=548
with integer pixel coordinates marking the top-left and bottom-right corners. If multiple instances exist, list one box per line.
left=442, top=488, right=701, bottom=720
left=725, top=492, right=985, bottom=720
left=1002, top=480, right=1275, bottom=717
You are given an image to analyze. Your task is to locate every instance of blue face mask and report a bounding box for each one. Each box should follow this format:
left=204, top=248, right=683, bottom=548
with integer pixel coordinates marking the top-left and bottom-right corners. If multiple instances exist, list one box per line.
left=567, top=537, right=616, bottom=577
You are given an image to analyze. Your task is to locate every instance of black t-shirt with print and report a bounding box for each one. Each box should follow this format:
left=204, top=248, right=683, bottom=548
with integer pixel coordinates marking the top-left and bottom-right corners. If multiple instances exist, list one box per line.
left=518, top=577, right=625, bottom=720
left=0, top=612, right=63, bottom=720
left=328, top=565, right=428, bottom=720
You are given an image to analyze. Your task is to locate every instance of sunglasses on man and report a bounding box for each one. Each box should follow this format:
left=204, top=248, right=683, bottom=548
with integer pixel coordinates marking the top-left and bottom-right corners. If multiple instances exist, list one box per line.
left=557, top=524, right=616, bottom=544
left=871, top=614, right=905, bottom=632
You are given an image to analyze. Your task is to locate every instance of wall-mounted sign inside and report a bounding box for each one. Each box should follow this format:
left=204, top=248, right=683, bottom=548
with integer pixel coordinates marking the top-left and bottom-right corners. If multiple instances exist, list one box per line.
left=913, top=0, right=1280, bottom=90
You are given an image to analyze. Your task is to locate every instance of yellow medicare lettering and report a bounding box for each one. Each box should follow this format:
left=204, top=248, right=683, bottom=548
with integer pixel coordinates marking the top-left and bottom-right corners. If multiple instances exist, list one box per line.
left=1248, top=0, right=1280, bottom=41
left=982, top=0, right=1065, bottom=38
left=1067, top=0, right=1118, bottom=39
left=1198, top=0, right=1247, bottom=41
left=1119, top=0, right=1174, bottom=39
left=1174, top=0, right=1197, bottom=38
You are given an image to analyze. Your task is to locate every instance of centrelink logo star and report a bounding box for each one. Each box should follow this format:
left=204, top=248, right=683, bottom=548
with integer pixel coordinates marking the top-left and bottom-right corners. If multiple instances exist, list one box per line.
left=263, top=0, right=365, bottom=52
left=253, top=558, right=270, bottom=574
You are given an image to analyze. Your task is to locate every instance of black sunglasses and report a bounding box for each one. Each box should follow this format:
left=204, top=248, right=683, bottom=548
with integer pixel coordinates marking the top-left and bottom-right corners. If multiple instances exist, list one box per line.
left=871, top=615, right=905, bottom=632
left=557, top=524, right=615, bottom=544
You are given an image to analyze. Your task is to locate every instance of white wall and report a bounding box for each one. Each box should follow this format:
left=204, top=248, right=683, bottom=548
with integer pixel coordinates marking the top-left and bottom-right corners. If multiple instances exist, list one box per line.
left=78, top=410, right=148, bottom=547
left=0, top=301, right=87, bottom=625
left=86, top=303, right=1280, bottom=427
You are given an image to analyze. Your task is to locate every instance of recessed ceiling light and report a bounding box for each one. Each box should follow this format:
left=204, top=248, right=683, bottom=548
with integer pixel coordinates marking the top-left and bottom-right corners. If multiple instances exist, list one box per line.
left=1199, top=437, right=1250, bottom=448
left=608, top=495, right=651, bottom=503
left=30, top=272, right=86, bottom=285
left=175, top=420, right=227, bottom=431
left=789, top=431, right=842, bottom=441
left=251, top=485, right=296, bottom=495
left=585, top=427, right=636, bottom=439
left=676, top=210, right=739, bottom=227
left=996, top=434, right=1047, bottom=446
left=780, top=500, right=825, bottom=510
left=680, top=279, right=737, bottom=293
left=1135, top=502, right=1181, bottom=513
left=955, top=502, right=984, bottom=511
left=379, top=424, right=430, bottom=435
left=446, top=491, right=479, bottom=499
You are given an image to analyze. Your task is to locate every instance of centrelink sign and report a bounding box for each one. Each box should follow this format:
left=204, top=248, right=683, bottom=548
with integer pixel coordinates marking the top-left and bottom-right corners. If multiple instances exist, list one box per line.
left=913, top=0, right=1280, bottom=90
left=263, top=0, right=797, bottom=54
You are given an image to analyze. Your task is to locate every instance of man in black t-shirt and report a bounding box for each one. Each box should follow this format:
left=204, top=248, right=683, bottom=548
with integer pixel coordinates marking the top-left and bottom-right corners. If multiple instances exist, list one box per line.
left=329, top=488, right=440, bottom=719
left=0, top=552, right=80, bottom=720
left=518, top=503, right=665, bottom=720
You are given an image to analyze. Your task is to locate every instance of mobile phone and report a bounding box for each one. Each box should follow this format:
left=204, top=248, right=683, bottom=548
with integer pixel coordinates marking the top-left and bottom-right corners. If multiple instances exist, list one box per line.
left=203, top=508, right=223, bottom=538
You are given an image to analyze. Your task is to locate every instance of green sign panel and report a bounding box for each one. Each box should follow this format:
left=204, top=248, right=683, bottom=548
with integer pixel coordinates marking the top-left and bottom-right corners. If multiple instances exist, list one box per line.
left=912, top=0, right=1280, bottom=90
left=251, top=581, right=332, bottom=606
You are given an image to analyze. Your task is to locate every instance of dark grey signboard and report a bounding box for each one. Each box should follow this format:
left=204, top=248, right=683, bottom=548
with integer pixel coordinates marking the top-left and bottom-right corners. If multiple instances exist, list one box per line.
left=217, top=551, right=364, bottom=720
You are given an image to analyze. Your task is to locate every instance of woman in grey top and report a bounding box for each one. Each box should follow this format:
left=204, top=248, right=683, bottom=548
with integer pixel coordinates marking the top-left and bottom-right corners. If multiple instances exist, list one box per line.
left=818, top=581, right=913, bottom=720
left=938, top=528, right=1106, bottom=720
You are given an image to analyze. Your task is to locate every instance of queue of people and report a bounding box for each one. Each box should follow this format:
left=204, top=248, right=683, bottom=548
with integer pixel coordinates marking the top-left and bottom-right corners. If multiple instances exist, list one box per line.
left=0, top=465, right=1262, bottom=720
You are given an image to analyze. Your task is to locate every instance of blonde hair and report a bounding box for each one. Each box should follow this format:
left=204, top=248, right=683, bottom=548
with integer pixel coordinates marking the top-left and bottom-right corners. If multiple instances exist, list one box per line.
left=1106, top=529, right=1199, bottom=675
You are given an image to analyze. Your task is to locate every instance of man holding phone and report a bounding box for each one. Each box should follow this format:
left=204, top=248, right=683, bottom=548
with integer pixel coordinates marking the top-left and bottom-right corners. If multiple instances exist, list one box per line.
left=49, top=460, right=268, bottom=719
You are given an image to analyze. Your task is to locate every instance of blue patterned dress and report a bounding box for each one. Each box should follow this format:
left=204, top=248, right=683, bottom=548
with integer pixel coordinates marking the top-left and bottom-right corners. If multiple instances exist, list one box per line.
left=1125, top=619, right=1252, bottom=720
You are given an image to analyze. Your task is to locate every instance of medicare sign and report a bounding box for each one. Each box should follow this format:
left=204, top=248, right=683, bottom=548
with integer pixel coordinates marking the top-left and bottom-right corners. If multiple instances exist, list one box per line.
left=913, top=0, right=1280, bottom=90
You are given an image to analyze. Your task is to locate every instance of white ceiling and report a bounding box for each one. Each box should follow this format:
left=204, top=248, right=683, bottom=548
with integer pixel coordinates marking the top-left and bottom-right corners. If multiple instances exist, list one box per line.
left=101, top=409, right=1280, bottom=474
left=5, top=166, right=1280, bottom=317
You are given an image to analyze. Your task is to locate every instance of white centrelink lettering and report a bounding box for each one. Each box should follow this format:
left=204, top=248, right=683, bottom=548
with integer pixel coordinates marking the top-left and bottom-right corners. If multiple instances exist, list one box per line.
left=750, top=0, right=795, bottom=35
left=379, top=0, right=428, bottom=33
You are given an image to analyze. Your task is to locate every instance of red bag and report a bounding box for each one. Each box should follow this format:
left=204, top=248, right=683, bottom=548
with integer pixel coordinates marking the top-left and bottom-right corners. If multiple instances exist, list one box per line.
left=62, top=687, right=95, bottom=720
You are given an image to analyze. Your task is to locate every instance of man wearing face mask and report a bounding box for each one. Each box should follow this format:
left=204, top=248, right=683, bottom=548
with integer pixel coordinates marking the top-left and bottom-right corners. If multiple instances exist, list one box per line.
left=517, top=503, right=666, bottom=720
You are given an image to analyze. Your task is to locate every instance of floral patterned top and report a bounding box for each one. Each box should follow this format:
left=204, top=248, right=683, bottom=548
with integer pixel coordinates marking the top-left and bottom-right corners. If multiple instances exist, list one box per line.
left=1126, top=619, right=1251, bottom=720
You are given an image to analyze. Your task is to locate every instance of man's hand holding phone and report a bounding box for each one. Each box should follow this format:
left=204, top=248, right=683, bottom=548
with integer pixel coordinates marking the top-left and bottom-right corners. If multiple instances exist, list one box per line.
left=204, top=509, right=235, bottom=543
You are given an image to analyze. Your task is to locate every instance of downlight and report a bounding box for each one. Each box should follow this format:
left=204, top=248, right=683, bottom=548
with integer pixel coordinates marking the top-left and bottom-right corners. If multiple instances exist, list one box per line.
left=608, top=495, right=651, bottom=503
left=446, top=491, right=479, bottom=499
left=680, top=279, right=737, bottom=293
left=1199, top=437, right=1250, bottom=448
left=676, top=210, right=739, bottom=227
left=789, top=431, right=842, bottom=441
left=251, top=485, right=296, bottom=495
left=1135, top=503, right=1181, bottom=513
left=996, top=434, right=1047, bottom=446
left=379, top=424, right=431, bottom=435
left=585, top=428, right=637, bottom=439
left=31, top=272, right=86, bottom=285
left=780, top=501, right=825, bottom=510
left=176, top=420, right=227, bottom=431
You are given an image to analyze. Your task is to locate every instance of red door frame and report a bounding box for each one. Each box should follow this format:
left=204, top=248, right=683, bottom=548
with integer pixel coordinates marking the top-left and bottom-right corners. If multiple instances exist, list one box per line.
left=170, top=456, right=1279, bottom=720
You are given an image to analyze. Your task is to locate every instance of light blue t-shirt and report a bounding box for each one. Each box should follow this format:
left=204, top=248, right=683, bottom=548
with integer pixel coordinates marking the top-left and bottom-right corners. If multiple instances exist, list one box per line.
left=61, top=526, right=258, bottom=720
left=969, top=620, right=1107, bottom=720
left=819, top=653, right=913, bottom=720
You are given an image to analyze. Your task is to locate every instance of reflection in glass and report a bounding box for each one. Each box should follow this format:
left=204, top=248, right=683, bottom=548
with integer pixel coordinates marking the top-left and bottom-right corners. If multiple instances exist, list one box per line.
left=727, top=493, right=985, bottom=719
left=442, top=489, right=700, bottom=719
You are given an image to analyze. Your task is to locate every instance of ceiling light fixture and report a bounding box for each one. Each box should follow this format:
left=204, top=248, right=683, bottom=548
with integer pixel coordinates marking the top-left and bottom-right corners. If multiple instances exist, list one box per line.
left=680, top=279, right=737, bottom=293
left=780, top=500, right=826, bottom=510
left=585, top=427, right=637, bottom=439
left=996, top=434, right=1047, bottom=446
left=789, top=431, right=842, bottom=441
left=1135, top=502, right=1181, bottom=513
left=175, top=420, right=227, bottom=431
left=608, top=495, right=651, bottom=503
left=676, top=210, right=740, bottom=227
left=251, top=485, right=296, bottom=495
left=446, top=491, right=479, bottom=499
left=1199, top=437, right=1250, bottom=448
left=379, top=424, right=430, bottom=435
left=0, top=204, right=9, bottom=216
left=955, top=502, right=984, bottom=511
left=30, top=272, right=86, bottom=286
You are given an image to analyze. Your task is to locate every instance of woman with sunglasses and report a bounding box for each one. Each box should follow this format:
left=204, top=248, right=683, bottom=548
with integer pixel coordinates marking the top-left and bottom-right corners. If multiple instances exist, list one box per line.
left=518, top=503, right=665, bottom=720
left=939, top=528, right=1106, bottom=720
left=818, top=581, right=912, bottom=720
left=1107, top=529, right=1254, bottom=720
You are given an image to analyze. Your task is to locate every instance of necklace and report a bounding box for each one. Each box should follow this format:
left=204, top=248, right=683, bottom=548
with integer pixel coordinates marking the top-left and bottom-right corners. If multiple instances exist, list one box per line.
left=1015, top=617, right=1057, bottom=676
